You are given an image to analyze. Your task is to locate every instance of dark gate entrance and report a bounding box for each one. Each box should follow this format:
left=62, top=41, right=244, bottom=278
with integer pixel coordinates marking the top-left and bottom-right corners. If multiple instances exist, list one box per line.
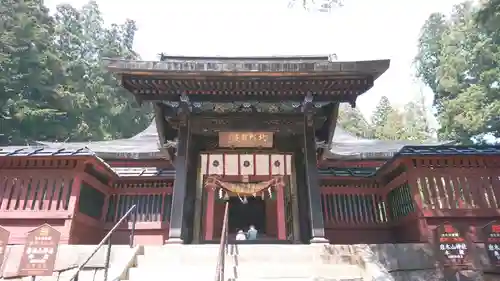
left=228, top=197, right=266, bottom=238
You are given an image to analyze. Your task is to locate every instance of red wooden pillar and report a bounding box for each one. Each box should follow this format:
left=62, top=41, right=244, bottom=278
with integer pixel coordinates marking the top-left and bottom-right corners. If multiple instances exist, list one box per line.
left=204, top=189, right=215, bottom=241
left=66, top=166, right=83, bottom=244
left=276, top=185, right=286, bottom=240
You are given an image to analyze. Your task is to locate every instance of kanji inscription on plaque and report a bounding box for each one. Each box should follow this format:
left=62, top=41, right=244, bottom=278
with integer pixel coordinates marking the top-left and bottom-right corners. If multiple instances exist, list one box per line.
left=437, top=223, right=468, bottom=266
left=219, top=132, right=273, bottom=148
left=18, top=224, right=61, bottom=276
left=484, top=221, right=500, bottom=266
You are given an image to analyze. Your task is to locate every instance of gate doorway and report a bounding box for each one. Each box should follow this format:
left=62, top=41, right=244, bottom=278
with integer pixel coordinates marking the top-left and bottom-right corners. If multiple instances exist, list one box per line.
left=199, top=153, right=297, bottom=243
left=228, top=197, right=266, bottom=238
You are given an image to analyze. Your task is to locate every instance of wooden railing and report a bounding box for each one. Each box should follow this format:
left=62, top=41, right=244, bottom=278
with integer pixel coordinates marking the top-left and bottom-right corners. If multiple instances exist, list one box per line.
left=214, top=199, right=229, bottom=281
left=415, top=170, right=500, bottom=211
left=104, top=181, right=173, bottom=245
left=321, top=155, right=500, bottom=243
left=321, top=183, right=388, bottom=227
left=0, top=172, right=73, bottom=217
left=0, top=164, right=174, bottom=244
left=106, top=181, right=173, bottom=223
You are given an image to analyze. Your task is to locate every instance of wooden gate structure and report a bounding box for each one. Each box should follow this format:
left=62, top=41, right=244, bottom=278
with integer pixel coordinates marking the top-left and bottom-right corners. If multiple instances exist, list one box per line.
left=0, top=145, right=498, bottom=245
left=0, top=55, right=499, bottom=246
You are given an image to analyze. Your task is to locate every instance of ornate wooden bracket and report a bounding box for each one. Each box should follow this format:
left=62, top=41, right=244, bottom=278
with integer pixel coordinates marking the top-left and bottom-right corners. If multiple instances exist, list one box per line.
left=301, top=93, right=315, bottom=127
left=177, top=94, right=191, bottom=127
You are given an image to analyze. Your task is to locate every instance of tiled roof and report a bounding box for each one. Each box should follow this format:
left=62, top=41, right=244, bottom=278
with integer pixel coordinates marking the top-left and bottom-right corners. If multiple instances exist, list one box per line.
left=0, top=147, right=94, bottom=157
left=318, top=167, right=378, bottom=177
left=399, top=145, right=500, bottom=155
left=326, top=126, right=453, bottom=159
left=111, top=167, right=175, bottom=177
left=1, top=145, right=498, bottom=179
left=33, top=119, right=447, bottom=160
left=33, top=120, right=166, bottom=160
left=104, top=57, right=390, bottom=80
left=0, top=117, right=494, bottom=162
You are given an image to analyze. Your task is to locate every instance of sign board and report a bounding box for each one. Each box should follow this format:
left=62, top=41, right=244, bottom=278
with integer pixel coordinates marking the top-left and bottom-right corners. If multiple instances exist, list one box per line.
left=484, top=221, right=500, bottom=266
left=0, top=227, right=10, bottom=270
left=436, top=223, right=468, bottom=266
left=18, top=224, right=61, bottom=276
left=218, top=132, right=273, bottom=148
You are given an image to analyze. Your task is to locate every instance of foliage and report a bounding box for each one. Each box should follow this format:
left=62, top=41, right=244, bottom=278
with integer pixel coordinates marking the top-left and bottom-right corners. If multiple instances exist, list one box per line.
left=415, top=0, right=500, bottom=143
left=337, top=103, right=374, bottom=138
left=337, top=96, right=433, bottom=142
left=0, top=0, right=151, bottom=144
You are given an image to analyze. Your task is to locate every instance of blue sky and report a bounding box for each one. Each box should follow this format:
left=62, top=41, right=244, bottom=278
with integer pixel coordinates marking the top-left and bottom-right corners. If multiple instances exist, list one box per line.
left=45, top=0, right=464, bottom=119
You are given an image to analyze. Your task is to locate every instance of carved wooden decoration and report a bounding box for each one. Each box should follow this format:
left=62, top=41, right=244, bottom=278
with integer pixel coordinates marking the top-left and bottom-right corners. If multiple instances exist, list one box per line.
left=483, top=221, right=500, bottom=267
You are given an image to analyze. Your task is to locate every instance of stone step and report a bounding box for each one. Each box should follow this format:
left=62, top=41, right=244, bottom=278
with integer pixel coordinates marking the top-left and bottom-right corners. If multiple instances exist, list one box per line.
left=142, top=245, right=360, bottom=263
left=128, top=264, right=365, bottom=280
left=125, top=279, right=363, bottom=281
left=227, top=279, right=364, bottom=281
left=136, top=252, right=351, bottom=265
left=144, top=244, right=357, bottom=253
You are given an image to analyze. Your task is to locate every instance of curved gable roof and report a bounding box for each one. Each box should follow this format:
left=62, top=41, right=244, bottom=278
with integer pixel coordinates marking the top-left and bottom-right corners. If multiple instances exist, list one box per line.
left=31, top=119, right=448, bottom=160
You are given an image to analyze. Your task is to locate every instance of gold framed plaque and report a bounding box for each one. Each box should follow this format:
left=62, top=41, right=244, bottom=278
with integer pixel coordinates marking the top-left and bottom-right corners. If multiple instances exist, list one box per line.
left=218, top=132, right=273, bottom=148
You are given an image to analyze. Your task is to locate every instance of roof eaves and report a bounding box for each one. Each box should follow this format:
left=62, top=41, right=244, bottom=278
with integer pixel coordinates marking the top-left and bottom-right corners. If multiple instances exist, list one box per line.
left=103, top=58, right=391, bottom=78
left=374, top=145, right=500, bottom=178
left=0, top=146, right=95, bottom=157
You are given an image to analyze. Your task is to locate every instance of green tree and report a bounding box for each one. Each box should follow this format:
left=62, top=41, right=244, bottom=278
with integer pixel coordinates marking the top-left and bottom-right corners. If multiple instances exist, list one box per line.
left=401, top=98, right=433, bottom=142
left=0, top=0, right=67, bottom=143
left=0, top=0, right=152, bottom=144
left=338, top=97, right=433, bottom=141
left=476, top=0, right=500, bottom=33
left=369, top=96, right=422, bottom=141
left=415, top=1, right=500, bottom=143
left=337, top=103, right=374, bottom=138
left=53, top=1, right=152, bottom=141
left=370, top=96, right=393, bottom=130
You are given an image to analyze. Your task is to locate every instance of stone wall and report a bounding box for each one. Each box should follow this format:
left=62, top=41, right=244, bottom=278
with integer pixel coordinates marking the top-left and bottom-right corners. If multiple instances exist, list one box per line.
left=350, top=243, right=500, bottom=281
left=0, top=245, right=139, bottom=281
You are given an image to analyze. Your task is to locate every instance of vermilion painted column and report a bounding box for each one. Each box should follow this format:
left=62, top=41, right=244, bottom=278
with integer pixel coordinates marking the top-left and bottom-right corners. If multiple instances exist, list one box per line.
left=66, top=167, right=83, bottom=244
left=276, top=185, right=286, bottom=240
left=204, top=189, right=215, bottom=241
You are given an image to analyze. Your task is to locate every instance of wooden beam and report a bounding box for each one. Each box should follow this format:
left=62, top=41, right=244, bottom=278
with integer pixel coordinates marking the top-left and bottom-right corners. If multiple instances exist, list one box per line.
left=302, top=114, right=328, bottom=243
left=165, top=116, right=191, bottom=243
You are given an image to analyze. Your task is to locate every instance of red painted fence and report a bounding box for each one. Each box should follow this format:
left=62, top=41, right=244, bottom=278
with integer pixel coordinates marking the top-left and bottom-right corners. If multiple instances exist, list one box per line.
left=1, top=154, right=499, bottom=245
left=0, top=157, right=174, bottom=245
left=321, top=156, right=500, bottom=244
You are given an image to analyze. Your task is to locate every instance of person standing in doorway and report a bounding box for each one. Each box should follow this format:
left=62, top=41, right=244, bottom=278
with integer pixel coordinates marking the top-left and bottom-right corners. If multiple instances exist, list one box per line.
left=236, top=229, right=247, bottom=241
left=247, top=225, right=258, bottom=241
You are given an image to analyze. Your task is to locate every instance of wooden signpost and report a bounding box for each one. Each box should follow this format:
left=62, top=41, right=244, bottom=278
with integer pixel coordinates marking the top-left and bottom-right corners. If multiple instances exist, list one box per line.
left=483, top=221, right=500, bottom=267
left=18, top=224, right=61, bottom=279
left=436, top=222, right=469, bottom=266
left=435, top=222, right=471, bottom=281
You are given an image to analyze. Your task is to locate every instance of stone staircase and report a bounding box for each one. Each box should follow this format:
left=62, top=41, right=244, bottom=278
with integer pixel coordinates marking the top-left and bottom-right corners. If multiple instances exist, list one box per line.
left=124, top=244, right=376, bottom=281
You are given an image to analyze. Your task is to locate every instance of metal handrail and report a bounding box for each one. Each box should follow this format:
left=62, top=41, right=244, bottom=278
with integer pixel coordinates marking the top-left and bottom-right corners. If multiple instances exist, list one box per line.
left=70, top=205, right=138, bottom=281
left=214, top=200, right=229, bottom=281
